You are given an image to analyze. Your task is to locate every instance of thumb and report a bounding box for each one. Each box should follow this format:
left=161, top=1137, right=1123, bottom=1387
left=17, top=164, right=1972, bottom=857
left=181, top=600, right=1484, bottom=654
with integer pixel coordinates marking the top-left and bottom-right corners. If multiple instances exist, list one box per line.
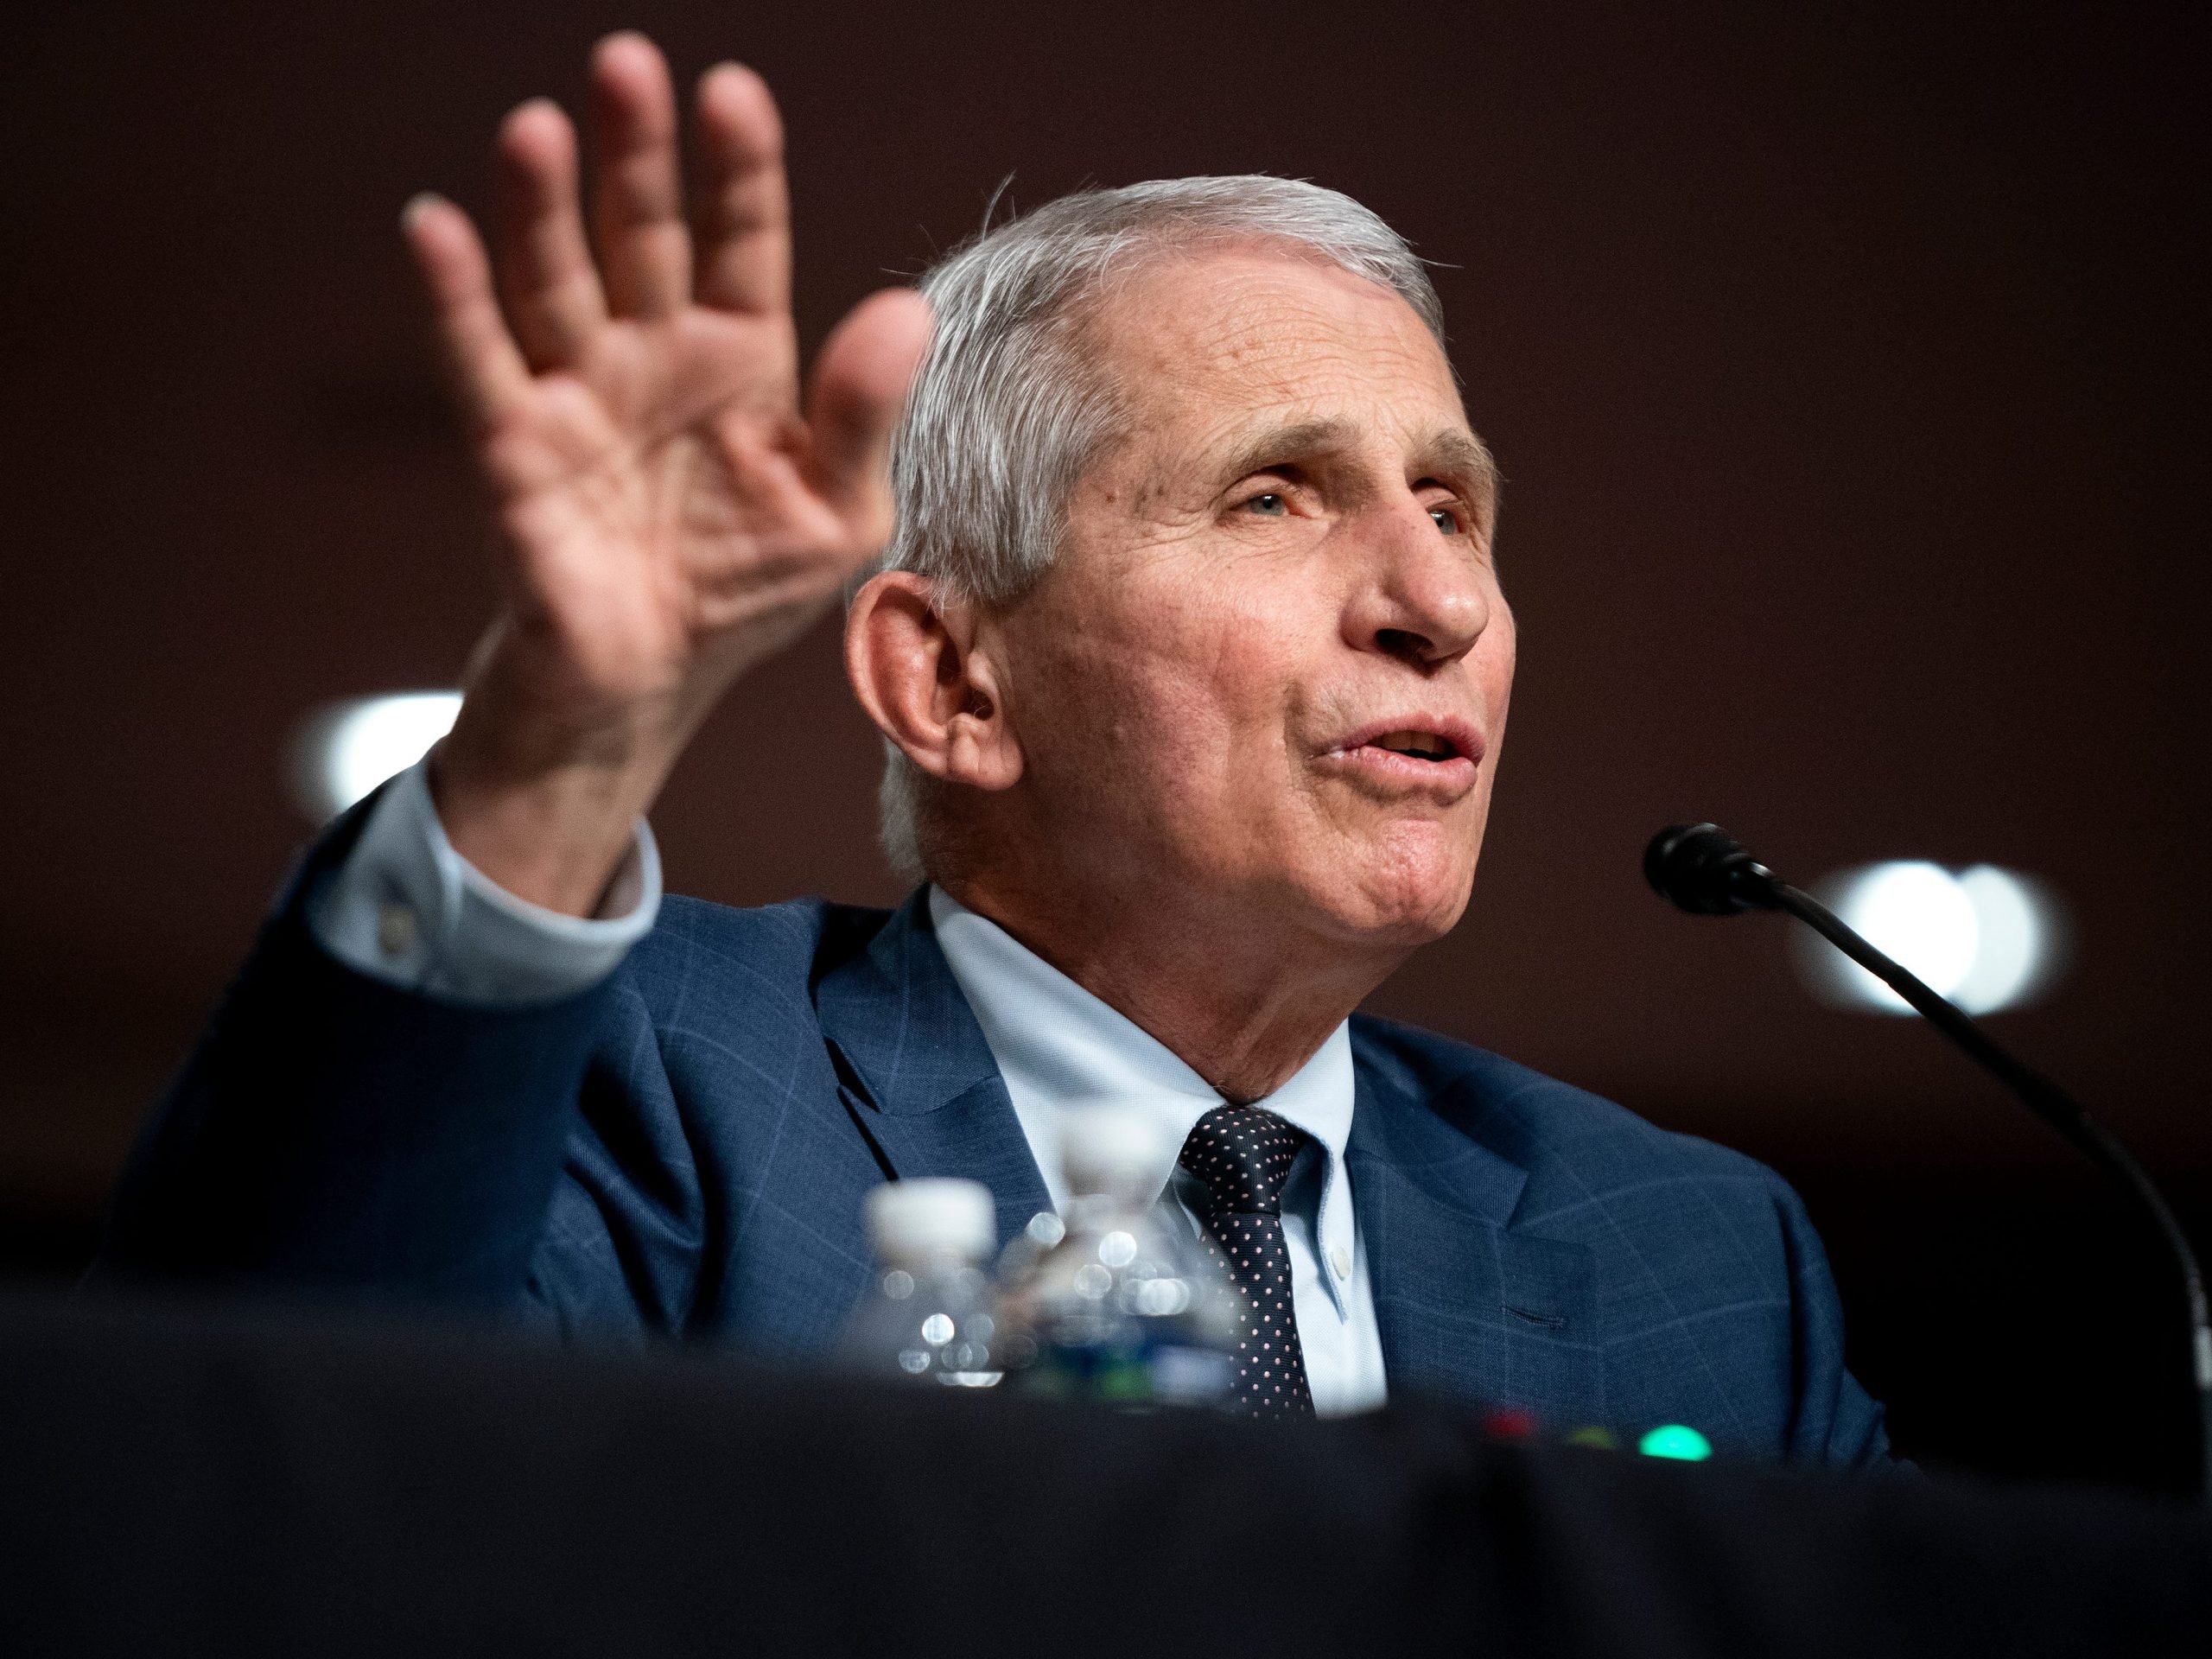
left=804, top=286, right=932, bottom=545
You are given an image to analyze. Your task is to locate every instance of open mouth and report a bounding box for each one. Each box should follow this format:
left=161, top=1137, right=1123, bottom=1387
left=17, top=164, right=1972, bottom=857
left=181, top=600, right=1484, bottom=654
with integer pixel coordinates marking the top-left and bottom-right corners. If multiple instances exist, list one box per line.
left=1364, top=729, right=1462, bottom=764
left=1322, top=717, right=1484, bottom=789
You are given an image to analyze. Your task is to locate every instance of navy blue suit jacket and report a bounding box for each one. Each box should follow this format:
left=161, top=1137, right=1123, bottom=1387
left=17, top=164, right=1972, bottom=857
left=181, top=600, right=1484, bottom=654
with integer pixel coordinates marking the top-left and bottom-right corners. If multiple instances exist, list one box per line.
left=99, top=812, right=1890, bottom=1466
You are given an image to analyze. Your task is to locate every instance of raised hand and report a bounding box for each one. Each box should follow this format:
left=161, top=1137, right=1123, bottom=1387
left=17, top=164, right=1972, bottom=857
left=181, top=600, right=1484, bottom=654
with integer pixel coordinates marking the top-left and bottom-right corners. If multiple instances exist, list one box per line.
left=402, top=33, right=930, bottom=913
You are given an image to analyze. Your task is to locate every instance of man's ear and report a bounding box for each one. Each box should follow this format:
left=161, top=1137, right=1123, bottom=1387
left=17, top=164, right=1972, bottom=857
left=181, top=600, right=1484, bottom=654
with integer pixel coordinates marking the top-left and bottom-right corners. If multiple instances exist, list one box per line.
left=844, top=571, right=1024, bottom=791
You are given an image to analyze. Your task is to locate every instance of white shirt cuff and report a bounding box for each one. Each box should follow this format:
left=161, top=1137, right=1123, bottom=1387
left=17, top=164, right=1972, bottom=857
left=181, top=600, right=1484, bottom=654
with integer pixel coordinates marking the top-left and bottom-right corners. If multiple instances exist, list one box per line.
left=308, top=757, right=661, bottom=1004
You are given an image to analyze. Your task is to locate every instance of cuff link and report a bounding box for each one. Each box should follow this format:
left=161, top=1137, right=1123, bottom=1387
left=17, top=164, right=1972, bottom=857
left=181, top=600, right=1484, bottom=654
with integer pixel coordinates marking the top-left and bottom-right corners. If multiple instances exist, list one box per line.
left=375, top=901, right=420, bottom=958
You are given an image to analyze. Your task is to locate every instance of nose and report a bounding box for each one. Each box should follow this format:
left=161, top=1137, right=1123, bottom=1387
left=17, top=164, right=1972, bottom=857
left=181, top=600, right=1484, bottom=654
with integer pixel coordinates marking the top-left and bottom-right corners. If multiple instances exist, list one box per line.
left=1340, top=497, right=1496, bottom=670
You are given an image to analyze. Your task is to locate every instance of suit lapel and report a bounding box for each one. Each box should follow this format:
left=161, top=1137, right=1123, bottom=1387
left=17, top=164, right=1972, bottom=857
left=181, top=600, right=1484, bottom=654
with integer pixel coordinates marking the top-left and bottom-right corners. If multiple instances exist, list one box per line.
left=1348, top=1027, right=1604, bottom=1425
left=814, top=891, right=1052, bottom=1251
left=814, top=912, right=1602, bottom=1421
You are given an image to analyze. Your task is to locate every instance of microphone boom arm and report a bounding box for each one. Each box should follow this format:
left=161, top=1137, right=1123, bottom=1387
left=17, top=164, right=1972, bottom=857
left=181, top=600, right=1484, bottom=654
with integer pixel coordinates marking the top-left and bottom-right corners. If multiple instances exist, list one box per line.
left=1648, top=823, right=2212, bottom=1502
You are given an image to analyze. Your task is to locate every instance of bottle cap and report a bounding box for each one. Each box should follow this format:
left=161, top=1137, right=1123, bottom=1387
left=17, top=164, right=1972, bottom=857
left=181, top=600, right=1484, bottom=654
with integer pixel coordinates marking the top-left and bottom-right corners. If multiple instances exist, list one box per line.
left=865, top=1178, right=995, bottom=1265
left=1061, top=1108, right=1164, bottom=1202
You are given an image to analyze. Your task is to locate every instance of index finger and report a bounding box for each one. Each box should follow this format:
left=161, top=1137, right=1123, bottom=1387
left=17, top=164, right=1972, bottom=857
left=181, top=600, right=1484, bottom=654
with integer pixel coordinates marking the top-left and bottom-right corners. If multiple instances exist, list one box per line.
left=402, top=193, right=531, bottom=431
left=689, top=62, right=791, bottom=315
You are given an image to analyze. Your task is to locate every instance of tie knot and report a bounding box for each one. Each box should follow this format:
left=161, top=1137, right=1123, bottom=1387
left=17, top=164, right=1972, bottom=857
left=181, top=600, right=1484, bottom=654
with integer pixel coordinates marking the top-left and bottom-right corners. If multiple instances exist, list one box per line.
left=1178, top=1103, right=1310, bottom=1220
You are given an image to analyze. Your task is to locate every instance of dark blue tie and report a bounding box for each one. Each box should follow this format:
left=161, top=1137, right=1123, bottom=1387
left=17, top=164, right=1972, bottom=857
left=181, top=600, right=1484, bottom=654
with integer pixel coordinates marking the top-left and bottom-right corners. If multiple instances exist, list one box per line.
left=1179, top=1103, right=1314, bottom=1419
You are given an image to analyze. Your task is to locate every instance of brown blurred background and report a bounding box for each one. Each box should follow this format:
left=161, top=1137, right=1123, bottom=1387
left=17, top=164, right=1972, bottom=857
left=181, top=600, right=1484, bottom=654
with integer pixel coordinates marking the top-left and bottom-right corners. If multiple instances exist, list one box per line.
left=4, top=2, right=2206, bottom=1486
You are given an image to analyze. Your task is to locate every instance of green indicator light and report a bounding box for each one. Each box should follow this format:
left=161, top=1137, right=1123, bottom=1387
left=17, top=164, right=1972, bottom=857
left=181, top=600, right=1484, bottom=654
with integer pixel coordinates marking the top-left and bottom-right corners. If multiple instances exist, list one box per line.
left=1638, top=1424, right=1713, bottom=1461
left=1565, top=1426, right=1618, bottom=1452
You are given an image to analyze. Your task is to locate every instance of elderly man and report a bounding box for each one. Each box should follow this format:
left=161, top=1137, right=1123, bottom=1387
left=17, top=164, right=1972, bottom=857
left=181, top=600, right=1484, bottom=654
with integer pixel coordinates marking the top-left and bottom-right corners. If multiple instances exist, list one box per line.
left=100, top=34, right=1886, bottom=1459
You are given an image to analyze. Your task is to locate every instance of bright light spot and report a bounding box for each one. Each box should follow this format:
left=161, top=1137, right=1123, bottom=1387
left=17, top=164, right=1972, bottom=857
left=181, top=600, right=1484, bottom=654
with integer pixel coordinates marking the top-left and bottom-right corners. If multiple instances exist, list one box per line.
left=1843, top=861, right=1979, bottom=1005
left=1130, top=1276, right=1192, bottom=1316
left=1954, top=865, right=2052, bottom=1014
left=1793, top=861, right=2064, bottom=1016
left=1638, top=1424, right=1713, bottom=1461
left=289, top=691, right=461, bottom=821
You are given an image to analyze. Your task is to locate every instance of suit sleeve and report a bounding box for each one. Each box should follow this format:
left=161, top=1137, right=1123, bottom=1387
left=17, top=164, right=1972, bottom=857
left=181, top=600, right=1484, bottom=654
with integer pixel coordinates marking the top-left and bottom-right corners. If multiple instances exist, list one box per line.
left=1768, top=1173, right=1896, bottom=1468
left=89, top=797, right=623, bottom=1305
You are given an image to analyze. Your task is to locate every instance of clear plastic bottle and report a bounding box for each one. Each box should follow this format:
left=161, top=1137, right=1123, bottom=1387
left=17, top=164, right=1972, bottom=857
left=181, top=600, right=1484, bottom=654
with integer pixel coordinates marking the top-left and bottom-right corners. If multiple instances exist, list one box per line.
left=998, top=1109, right=1238, bottom=1407
left=839, top=1178, right=1005, bottom=1388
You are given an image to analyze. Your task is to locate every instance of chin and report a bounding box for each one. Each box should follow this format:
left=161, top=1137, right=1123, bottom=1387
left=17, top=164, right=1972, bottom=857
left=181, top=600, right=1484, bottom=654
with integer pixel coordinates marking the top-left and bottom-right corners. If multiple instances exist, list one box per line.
left=1294, top=836, right=1478, bottom=950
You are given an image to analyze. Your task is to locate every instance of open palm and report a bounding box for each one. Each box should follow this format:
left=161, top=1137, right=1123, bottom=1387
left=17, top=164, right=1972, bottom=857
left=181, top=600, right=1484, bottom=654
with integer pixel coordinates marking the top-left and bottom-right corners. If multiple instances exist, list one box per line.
left=402, top=34, right=927, bottom=908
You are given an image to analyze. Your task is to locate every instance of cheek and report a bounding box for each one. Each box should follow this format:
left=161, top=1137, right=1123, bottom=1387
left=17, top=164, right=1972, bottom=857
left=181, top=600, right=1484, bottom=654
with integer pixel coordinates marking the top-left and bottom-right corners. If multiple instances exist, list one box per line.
left=1143, top=595, right=1313, bottom=801
left=1022, top=580, right=1304, bottom=817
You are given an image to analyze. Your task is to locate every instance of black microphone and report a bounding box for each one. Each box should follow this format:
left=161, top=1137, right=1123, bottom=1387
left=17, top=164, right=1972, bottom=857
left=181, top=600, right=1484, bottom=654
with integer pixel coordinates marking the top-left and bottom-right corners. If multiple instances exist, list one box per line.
left=1646, top=822, right=2212, bottom=1502
left=1643, top=821, right=1784, bottom=915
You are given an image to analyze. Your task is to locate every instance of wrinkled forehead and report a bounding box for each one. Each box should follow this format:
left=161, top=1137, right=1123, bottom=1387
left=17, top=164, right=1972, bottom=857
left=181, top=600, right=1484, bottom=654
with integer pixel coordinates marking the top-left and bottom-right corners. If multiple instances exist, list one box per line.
left=1078, top=248, right=1491, bottom=508
left=1090, top=251, right=1468, bottom=441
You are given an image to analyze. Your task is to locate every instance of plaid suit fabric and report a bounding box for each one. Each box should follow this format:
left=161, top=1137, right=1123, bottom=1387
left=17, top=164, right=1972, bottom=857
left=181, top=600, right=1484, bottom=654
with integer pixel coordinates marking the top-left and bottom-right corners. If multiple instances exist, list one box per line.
left=102, top=820, right=1889, bottom=1467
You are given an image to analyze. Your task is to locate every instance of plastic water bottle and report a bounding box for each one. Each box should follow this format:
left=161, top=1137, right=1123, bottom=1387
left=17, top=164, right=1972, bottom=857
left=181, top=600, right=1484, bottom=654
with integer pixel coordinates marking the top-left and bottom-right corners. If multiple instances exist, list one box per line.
left=999, top=1109, right=1238, bottom=1407
left=840, top=1178, right=1005, bottom=1388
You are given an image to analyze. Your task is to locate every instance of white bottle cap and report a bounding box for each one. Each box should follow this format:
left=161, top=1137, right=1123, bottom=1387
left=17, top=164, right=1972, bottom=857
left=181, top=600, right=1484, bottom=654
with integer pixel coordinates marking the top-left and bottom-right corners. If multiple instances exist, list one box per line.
left=864, top=1178, right=995, bottom=1265
left=1060, top=1107, right=1165, bottom=1202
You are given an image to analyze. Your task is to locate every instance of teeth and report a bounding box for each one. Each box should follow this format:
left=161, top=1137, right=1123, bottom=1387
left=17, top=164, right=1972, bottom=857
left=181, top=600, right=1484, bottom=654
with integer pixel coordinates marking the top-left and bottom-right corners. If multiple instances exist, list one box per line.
left=1372, top=730, right=1451, bottom=757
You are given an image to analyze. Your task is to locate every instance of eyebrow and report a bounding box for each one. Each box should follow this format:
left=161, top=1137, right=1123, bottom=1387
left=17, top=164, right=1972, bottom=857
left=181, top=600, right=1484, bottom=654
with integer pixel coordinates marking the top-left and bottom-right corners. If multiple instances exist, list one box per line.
left=1416, top=430, right=1500, bottom=530
left=1213, top=418, right=1362, bottom=486
left=1214, top=418, right=1499, bottom=525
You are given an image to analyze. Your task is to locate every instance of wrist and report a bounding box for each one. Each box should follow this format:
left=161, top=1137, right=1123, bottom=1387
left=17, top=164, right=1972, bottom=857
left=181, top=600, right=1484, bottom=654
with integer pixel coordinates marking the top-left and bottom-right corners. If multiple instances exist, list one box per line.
left=429, top=738, right=662, bottom=918
left=429, top=607, right=758, bottom=915
left=430, top=667, right=687, bottom=917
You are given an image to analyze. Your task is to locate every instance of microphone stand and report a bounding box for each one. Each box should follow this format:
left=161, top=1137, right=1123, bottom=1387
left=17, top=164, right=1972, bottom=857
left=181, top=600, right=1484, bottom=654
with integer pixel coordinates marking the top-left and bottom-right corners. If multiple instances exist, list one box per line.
left=1647, top=823, right=2212, bottom=1503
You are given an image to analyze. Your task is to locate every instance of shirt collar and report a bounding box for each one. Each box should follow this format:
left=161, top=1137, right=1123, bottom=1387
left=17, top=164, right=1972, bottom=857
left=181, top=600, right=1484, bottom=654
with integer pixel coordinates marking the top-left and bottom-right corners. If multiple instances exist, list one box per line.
left=926, top=887, right=1355, bottom=1210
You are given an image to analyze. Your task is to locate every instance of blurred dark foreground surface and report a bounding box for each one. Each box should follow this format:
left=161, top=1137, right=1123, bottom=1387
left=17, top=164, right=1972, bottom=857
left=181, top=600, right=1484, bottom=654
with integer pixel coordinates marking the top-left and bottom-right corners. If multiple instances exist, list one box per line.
left=1, top=1289, right=2205, bottom=1658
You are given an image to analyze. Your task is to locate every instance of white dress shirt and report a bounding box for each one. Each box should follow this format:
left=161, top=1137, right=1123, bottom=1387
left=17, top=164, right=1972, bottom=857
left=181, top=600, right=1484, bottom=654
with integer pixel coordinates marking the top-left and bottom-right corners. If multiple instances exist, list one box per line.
left=928, top=888, right=1388, bottom=1416
left=313, top=758, right=1389, bottom=1414
left=311, top=760, right=662, bottom=1003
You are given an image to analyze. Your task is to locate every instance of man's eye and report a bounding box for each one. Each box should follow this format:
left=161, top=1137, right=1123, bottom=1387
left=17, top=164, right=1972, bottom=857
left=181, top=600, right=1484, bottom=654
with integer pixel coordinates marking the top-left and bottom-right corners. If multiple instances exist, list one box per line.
left=1429, top=505, right=1462, bottom=534
left=1243, top=493, right=1288, bottom=517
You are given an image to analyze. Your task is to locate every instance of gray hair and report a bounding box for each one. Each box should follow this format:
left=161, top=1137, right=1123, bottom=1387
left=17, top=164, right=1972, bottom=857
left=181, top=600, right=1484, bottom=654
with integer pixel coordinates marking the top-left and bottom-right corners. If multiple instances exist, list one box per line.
left=874, top=175, right=1448, bottom=881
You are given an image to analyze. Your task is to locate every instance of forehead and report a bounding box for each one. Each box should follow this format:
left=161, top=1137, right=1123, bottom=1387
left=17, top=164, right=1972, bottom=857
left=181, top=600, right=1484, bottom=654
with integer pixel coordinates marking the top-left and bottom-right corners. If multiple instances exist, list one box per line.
left=1084, top=247, right=1465, bottom=446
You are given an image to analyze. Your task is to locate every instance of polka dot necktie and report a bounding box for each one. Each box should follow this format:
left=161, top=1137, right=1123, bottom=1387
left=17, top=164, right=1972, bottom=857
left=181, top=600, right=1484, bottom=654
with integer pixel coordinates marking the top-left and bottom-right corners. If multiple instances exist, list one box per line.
left=1178, top=1103, right=1315, bottom=1419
